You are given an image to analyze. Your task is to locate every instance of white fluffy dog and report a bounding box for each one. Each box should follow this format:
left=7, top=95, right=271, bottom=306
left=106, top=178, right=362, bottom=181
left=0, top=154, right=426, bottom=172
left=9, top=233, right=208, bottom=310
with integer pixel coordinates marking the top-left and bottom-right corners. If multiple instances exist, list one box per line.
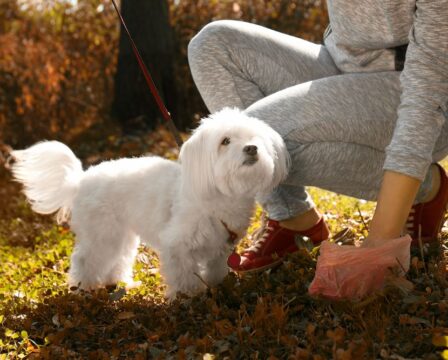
left=10, top=108, right=289, bottom=298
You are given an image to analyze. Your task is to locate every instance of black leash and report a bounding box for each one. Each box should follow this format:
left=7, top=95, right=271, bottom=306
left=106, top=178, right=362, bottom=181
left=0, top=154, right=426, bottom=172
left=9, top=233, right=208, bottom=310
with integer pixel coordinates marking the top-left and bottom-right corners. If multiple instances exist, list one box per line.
left=111, top=0, right=183, bottom=148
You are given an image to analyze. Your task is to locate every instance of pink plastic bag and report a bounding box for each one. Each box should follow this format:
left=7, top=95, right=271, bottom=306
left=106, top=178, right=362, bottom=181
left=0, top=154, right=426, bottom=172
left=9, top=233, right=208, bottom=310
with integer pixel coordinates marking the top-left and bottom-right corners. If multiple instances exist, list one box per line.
left=308, top=235, right=412, bottom=300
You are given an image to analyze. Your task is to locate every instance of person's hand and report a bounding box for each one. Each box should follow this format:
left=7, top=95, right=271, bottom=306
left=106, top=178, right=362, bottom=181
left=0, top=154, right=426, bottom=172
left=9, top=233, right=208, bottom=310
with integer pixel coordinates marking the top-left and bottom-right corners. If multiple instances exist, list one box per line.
left=360, top=235, right=391, bottom=248
left=309, top=170, right=421, bottom=300
left=309, top=235, right=412, bottom=300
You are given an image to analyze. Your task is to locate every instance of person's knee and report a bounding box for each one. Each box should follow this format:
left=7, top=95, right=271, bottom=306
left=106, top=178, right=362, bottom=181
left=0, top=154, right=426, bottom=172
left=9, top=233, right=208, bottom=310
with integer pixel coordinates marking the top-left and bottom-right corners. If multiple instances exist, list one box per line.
left=244, top=106, right=291, bottom=139
left=188, top=20, right=240, bottom=62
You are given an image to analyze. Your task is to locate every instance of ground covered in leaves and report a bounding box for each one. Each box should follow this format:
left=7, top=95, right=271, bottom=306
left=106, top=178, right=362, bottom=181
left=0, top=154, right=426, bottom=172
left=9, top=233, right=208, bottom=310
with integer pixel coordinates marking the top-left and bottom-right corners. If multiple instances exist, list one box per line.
left=1, top=127, right=448, bottom=359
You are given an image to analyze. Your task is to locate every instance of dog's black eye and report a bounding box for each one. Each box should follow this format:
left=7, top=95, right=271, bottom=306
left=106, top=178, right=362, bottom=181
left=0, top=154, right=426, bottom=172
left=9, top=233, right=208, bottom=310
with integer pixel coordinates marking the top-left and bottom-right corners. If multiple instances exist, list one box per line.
left=221, top=137, right=231, bottom=146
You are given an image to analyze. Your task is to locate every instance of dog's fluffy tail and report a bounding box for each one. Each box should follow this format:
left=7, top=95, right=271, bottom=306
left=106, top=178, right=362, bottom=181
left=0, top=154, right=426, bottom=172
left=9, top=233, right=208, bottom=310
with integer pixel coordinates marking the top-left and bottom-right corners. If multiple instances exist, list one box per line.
left=11, top=141, right=83, bottom=223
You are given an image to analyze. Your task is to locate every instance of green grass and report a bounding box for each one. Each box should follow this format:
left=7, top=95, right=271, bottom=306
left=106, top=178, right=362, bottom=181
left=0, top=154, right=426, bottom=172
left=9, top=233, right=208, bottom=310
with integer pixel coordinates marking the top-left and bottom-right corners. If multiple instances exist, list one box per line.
left=0, top=148, right=447, bottom=359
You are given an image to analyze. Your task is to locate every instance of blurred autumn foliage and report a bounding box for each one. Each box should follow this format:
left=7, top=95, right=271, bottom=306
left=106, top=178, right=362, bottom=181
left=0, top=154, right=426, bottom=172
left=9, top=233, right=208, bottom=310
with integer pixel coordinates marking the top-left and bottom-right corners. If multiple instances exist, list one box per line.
left=0, top=0, right=328, bottom=147
left=0, top=0, right=118, bottom=147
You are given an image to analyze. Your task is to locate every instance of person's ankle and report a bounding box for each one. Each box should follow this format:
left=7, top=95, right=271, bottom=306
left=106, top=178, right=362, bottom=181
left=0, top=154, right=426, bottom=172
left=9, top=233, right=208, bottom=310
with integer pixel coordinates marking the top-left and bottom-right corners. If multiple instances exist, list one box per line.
left=420, top=164, right=441, bottom=204
left=279, top=208, right=322, bottom=232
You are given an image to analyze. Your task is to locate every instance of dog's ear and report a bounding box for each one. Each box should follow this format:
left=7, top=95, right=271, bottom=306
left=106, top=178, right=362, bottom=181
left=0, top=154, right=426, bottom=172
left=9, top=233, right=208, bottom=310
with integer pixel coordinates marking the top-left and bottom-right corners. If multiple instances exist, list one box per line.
left=270, top=129, right=290, bottom=187
left=179, top=126, right=218, bottom=200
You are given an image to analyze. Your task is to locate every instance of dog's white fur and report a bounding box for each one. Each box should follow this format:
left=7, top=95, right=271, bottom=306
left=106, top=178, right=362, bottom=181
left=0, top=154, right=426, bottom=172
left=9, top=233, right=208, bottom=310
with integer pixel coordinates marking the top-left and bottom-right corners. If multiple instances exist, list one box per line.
left=11, top=108, right=289, bottom=298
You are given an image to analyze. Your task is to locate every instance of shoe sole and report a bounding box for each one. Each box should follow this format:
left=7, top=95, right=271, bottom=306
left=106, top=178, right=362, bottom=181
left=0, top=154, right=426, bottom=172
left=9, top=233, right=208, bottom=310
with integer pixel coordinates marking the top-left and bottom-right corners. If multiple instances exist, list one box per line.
left=234, top=244, right=300, bottom=274
left=235, top=258, right=284, bottom=274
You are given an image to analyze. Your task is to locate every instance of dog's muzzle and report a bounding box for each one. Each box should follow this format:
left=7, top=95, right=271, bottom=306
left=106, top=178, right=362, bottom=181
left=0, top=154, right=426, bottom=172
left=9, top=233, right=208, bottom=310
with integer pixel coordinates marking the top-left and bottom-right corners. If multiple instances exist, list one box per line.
left=242, top=145, right=258, bottom=166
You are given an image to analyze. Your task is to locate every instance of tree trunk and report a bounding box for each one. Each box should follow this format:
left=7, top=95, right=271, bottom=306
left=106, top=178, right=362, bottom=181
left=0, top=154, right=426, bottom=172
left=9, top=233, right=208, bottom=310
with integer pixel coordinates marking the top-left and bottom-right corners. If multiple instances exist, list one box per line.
left=112, top=0, right=178, bottom=134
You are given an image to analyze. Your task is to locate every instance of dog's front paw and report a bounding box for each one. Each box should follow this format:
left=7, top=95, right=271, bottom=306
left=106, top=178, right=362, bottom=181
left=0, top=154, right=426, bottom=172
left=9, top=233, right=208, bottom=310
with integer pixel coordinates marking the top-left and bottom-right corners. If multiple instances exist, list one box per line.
left=165, top=286, right=206, bottom=301
left=164, top=287, right=178, bottom=301
left=164, top=274, right=206, bottom=300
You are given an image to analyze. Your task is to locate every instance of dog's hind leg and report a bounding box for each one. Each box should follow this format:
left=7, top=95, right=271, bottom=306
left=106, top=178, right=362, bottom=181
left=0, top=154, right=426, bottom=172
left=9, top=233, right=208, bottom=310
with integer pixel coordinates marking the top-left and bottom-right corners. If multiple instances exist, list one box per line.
left=68, top=228, right=138, bottom=290
left=104, top=233, right=141, bottom=288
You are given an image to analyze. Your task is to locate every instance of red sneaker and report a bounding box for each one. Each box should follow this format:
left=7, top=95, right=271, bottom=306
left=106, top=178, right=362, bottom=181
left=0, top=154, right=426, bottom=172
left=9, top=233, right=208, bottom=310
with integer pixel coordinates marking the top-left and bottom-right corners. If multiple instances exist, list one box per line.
left=229, top=215, right=330, bottom=273
left=405, top=164, right=448, bottom=247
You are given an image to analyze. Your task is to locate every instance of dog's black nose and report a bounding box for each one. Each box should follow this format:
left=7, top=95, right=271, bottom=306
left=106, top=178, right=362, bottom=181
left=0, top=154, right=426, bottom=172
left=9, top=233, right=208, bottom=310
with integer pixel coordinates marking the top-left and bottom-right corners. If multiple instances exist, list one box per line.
left=243, top=145, right=258, bottom=156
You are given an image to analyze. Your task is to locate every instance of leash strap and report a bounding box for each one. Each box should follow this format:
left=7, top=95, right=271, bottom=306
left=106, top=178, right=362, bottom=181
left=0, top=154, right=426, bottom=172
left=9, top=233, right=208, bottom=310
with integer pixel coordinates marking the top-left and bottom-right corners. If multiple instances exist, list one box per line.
left=111, top=0, right=183, bottom=147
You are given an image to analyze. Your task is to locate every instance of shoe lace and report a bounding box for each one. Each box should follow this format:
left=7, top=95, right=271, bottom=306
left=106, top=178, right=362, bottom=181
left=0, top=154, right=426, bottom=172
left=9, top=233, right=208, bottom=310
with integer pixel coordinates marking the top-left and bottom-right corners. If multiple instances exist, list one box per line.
left=405, top=207, right=416, bottom=234
left=246, top=212, right=275, bottom=253
left=405, top=207, right=424, bottom=239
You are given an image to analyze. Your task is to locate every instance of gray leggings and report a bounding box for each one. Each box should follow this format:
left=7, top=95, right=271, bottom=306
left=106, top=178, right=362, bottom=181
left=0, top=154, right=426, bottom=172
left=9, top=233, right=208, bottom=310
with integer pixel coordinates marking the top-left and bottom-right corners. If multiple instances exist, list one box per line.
left=188, top=20, right=437, bottom=221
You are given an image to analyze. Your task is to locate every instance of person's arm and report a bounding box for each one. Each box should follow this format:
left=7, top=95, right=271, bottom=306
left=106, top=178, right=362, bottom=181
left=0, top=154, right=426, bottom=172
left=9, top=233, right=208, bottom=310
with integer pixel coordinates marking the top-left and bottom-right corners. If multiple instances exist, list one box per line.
left=383, top=0, right=448, bottom=183
left=366, top=0, right=447, bottom=245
